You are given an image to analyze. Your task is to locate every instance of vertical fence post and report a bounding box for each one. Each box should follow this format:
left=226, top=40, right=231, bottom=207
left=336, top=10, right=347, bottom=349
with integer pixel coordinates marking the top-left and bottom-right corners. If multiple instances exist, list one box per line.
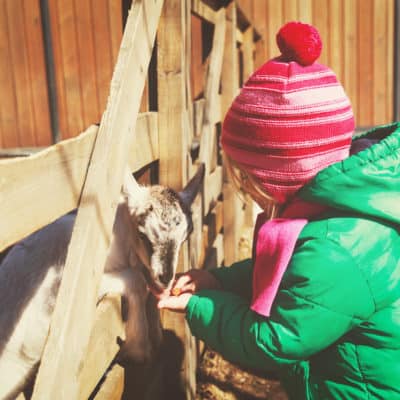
left=157, top=1, right=196, bottom=398
left=221, top=1, right=242, bottom=266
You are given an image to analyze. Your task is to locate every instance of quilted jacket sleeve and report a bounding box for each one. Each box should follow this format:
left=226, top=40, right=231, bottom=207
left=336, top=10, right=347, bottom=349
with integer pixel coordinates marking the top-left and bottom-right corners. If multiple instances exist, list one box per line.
left=186, top=238, right=375, bottom=373
left=209, top=258, right=253, bottom=300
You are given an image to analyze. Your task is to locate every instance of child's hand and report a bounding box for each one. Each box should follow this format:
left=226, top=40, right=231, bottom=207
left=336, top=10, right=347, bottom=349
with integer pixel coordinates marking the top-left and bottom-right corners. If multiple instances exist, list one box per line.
left=170, top=269, right=222, bottom=296
left=157, top=293, right=192, bottom=312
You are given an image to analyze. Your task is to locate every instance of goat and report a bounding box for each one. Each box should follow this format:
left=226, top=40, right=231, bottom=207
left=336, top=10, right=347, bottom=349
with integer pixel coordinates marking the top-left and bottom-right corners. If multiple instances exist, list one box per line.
left=0, top=164, right=204, bottom=400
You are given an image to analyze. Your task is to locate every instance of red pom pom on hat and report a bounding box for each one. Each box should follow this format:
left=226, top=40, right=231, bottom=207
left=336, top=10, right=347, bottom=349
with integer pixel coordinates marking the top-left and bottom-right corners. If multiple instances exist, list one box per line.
left=276, top=21, right=322, bottom=66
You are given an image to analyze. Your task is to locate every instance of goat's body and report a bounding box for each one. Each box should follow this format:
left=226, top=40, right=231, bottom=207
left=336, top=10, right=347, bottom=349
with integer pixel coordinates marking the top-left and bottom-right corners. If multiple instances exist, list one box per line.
left=0, top=206, right=161, bottom=399
left=0, top=165, right=204, bottom=399
left=0, top=214, right=73, bottom=399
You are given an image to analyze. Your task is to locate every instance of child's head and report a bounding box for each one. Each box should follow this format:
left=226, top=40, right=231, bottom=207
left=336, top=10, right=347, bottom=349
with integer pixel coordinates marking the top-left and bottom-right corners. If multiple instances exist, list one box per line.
left=221, top=22, right=355, bottom=210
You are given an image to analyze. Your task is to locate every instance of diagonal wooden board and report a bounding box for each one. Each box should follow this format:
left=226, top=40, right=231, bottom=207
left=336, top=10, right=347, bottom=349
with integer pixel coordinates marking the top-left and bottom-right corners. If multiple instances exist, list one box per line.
left=31, top=1, right=164, bottom=398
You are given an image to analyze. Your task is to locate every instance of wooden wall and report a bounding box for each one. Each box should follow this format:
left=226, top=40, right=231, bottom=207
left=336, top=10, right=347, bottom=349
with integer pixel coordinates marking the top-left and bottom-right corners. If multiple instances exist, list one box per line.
left=48, top=0, right=124, bottom=140
left=0, top=0, right=396, bottom=148
left=238, top=0, right=395, bottom=127
left=0, top=0, right=52, bottom=147
left=0, top=0, right=125, bottom=148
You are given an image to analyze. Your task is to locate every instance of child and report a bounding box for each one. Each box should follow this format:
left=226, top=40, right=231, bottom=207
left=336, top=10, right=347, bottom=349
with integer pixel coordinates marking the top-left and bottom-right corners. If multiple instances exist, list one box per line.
left=158, top=22, right=400, bottom=399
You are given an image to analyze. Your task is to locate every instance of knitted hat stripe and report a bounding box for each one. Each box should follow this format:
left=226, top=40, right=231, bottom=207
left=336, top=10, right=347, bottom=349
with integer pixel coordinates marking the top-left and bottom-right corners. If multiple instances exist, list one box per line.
left=226, top=109, right=354, bottom=128
left=245, top=79, right=340, bottom=93
left=234, top=98, right=351, bottom=117
left=222, top=134, right=352, bottom=155
left=230, top=103, right=352, bottom=123
left=222, top=115, right=354, bottom=143
left=225, top=144, right=349, bottom=173
left=250, top=69, right=336, bottom=83
left=235, top=86, right=350, bottom=111
left=249, top=149, right=349, bottom=178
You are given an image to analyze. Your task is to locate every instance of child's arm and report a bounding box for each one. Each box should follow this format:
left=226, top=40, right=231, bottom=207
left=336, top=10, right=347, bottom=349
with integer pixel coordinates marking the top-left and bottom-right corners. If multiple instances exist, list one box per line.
left=185, top=238, right=375, bottom=373
left=209, top=258, right=253, bottom=299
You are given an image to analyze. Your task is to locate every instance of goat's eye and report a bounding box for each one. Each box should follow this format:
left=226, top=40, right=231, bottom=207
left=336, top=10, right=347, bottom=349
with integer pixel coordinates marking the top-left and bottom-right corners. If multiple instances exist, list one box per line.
left=138, top=232, right=146, bottom=241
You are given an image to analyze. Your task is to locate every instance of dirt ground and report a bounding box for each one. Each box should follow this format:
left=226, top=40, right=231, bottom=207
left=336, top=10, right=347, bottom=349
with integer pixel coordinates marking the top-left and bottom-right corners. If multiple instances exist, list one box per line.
left=196, top=349, right=288, bottom=400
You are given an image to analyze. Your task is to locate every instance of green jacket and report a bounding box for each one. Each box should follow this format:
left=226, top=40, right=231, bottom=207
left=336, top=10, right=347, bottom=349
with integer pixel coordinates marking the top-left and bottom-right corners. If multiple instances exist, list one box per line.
left=186, top=123, right=400, bottom=399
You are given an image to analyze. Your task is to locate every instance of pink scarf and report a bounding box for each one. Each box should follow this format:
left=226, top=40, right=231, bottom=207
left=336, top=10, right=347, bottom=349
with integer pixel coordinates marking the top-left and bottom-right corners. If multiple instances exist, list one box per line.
left=251, top=199, right=327, bottom=316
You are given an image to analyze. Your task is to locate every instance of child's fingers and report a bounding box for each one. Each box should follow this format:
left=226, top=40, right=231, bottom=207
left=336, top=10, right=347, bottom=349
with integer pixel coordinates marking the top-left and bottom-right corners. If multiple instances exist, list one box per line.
left=173, top=273, right=192, bottom=287
left=171, top=281, right=196, bottom=296
left=158, top=293, right=192, bottom=312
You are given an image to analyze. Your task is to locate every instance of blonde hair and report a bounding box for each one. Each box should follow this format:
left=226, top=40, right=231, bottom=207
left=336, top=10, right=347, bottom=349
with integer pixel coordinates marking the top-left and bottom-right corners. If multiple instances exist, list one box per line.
left=224, top=154, right=279, bottom=219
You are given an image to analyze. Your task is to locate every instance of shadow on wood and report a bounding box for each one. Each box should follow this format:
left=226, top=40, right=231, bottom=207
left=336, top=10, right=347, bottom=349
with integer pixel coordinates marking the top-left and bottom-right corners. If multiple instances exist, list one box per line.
left=122, top=329, right=186, bottom=400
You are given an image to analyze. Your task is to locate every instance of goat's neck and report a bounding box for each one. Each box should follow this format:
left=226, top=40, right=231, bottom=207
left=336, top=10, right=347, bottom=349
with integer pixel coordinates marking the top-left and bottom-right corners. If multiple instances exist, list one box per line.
left=104, top=200, right=139, bottom=273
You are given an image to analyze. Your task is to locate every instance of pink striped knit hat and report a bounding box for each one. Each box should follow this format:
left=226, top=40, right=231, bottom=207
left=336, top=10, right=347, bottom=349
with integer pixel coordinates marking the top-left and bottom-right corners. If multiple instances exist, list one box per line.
left=221, top=22, right=355, bottom=204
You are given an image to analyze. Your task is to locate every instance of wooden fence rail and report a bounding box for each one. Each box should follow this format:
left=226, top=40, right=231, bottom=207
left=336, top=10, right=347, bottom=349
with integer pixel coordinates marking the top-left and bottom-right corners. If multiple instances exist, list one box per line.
left=1, top=1, right=262, bottom=398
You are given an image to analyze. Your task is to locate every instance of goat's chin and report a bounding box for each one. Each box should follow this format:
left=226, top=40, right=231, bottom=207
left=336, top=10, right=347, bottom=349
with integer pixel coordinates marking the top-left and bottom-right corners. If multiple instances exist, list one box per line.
left=138, top=265, right=165, bottom=297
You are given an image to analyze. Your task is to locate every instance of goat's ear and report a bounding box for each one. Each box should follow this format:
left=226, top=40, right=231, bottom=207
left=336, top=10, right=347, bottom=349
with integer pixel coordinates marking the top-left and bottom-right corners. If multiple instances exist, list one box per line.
left=179, top=163, right=205, bottom=208
left=122, top=168, right=146, bottom=209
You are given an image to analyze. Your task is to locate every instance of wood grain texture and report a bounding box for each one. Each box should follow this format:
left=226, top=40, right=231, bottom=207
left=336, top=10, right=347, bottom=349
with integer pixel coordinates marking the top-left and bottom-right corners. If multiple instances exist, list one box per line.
left=31, top=2, right=163, bottom=398
left=92, top=364, right=125, bottom=400
left=0, top=124, right=98, bottom=252
left=0, top=0, right=51, bottom=148
left=79, top=294, right=125, bottom=400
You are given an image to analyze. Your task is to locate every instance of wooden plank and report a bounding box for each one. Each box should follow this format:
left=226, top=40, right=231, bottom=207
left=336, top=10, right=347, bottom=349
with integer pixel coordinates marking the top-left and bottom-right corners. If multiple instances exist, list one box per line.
left=193, top=99, right=205, bottom=137
left=0, top=0, right=20, bottom=147
left=207, top=201, right=224, bottom=242
left=200, top=200, right=224, bottom=268
left=312, top=0, right=329, bottom=66
left=74, top=0, right=100, bottom=127
left=203, top=233, right=224, bottom=270
left=373, top=0, right=389, bottom=124
left=0, top=125, right=98, bottom=252
left=283, top=0, right=298, bottom=22
left=223, top=182, right=245, bottom=265
left=241, top=27, right=254, bottom=83
left=92, top=364, right=125, bottom=400
left=22, top=0, right=52, bottom=146
left=252, top=1, right=267, bottom=67
left=358, top=0, right=373, bottom=126
left=386, top=0, right=394, bottom=122
left=204, top=165, right=223, bottom=217
left=265, top=1, right=283, bottom=61
left=328, top=0, right=343, bottom=82
left=191, top=14, right=203, bottom=100
left=48, top=0, right=69, bottom=139
left=188, top=194, right=203, bottom=269
left=6, top=0, right=36, bottom=146
left=157, top=0, right=188, bottom=191
left=191, top=0, right=217, bottom=24
left=221, top=2, right=241, bottom=265
left=221, top=2, right=238, bottom=119
left=129, top=112, right=159, bottom=172
left=343, top=0, right=358, bottom=122
left=199, top=9, right=226, bottom=171
left=55, top=0, right=85, bottom=138
left=158, top=2, right=197, bottom=396
left=91, top=0, right=114, bottom=120
left=31, top=2, right=163, bottom=398
left=79, top=294, right=125, bottom=400
left=108, top=1, right=123, bottom=66
left=298, top=0, right=312, bottom=23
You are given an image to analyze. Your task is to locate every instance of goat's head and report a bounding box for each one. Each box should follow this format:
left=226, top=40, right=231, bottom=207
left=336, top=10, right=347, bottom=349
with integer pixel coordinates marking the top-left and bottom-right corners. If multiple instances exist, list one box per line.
left=122, top=164, right=204, bottom=294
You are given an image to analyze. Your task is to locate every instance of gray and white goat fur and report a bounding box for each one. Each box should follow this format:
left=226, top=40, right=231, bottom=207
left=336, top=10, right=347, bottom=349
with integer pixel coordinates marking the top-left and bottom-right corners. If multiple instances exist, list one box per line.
left=0, top=165, right=204, bottom=400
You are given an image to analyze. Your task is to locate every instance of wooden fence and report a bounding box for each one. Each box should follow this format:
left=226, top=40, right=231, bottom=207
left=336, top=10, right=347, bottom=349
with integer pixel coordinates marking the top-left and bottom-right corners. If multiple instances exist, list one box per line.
left=0, top=1, right=262, bottom=398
